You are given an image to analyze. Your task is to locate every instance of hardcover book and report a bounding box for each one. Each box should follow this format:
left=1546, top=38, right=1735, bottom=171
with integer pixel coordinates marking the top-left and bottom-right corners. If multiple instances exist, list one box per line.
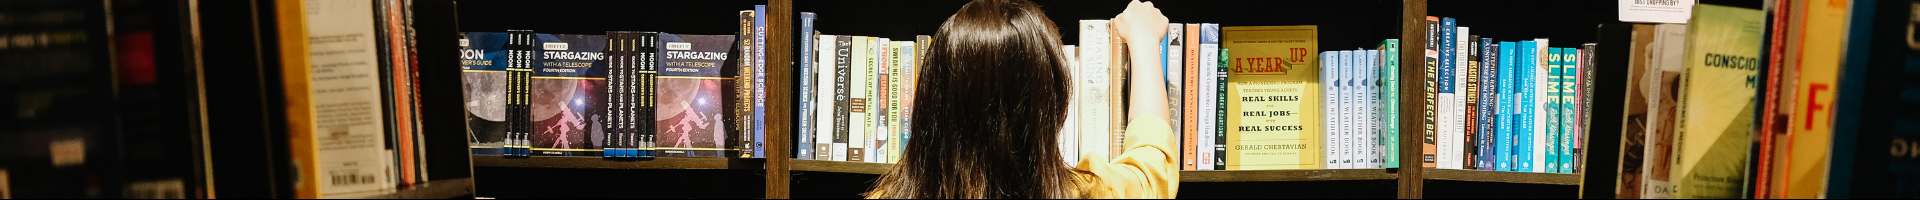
left=655, top=33, right=738, bottom=157
left=848, top=36, right=871, bottom=162
left=1826, top=0, right=1920, bottom=197
left=1078, top=20, right=1113, bottom=161
left=1670, top=5, right=1761, bottom=198
left=462, top=32, right=510, bottom=155
left=530, top=33, right=609, bottom=157
left=816, top=34, right=840, bottom=161
left=1223, top=25, right=1320, bottom=170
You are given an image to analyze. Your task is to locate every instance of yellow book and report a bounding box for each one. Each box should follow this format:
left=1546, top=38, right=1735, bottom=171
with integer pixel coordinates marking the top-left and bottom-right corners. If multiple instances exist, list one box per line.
left=1222, top=25, right=1320, bottom=170
left=276, top=0, right=397, bottom=198
left=1760, top=0, right=1846, bottom=198
left=1672, top=4, right=1764, bottom=199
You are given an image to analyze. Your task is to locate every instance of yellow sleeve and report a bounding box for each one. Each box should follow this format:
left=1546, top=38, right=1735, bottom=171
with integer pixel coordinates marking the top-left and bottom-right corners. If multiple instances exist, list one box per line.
left=1074, top=116, right=1180, bottom=199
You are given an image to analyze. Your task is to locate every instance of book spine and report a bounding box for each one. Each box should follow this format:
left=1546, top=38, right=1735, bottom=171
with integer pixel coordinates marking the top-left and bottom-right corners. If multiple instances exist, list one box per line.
left=1423, top=17, right=1440, bottom=168
left=1369, top=49, right=1383, bottom=168
left=513, top=30, right=533, bottom=157
left=1478, top=38, right=1498, bottom=169
left=1111, top=23, right=1129, bottom=160
left=1342, top=50, right=1356, bottom=169
left=734, top=10, right=754, bottom=158
left=1183, top=24, right=1200, bottom=171
left=848, top=37, right=870, bottom=162
left=899, top=41, right=918, bottom=164
left=797, top=12, right=815, bottom=160
left=1497, top=41, right=1515, bottom=171
left=1198, top=23, right=1220, bottom=170
left=753, top=5, right=768, bottom=158
left=1463, top=34, right=1479, bottom=170
left=1546, top=47, right=1564, bottom=173
left=1215, top=47, right=1229, bottom=170
left=1440, top=18, right=1461, bottom=169
left=815, top=34, right=837, bottom=160
left=872, top=39, right=889, bottom=163
left=1077, top=20, right=1112, bottom=161
left=1578, top=43, right=1595, bottom=175
left=833, top=35, right=852, bottom=162
left=1518, top=40, right=1537, bottom=172
left=603, top=32, right=622, bottom=158
left=1062, top=44, right=1080, bottom=166
left=887, top=41, right=904, bottom=163
left=1323, top=51, right=1339, bottom=169
left=1452, top=27, right=1470, bottom=170
left=642, top=32, right=659, bottom=158
left=1534, top=39, right=1551, bottom=173
left=1393, top=43, right=1406, bottom=168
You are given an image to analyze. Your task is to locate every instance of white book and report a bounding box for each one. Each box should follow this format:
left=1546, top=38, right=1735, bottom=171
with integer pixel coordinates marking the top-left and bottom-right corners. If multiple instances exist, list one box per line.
left=1321, top=51, right=1338, bottom=169
left=1165, top=25, right=1185, bottom=162
left=1451, top=27, right=1471, bottom=169
left=1340, top=50, right=1356, bottom=169
left=1366, top=49, right=1382, bottom=168
left=1532, top=38, right=1549, bottom=173
left=1078, top=20, right=1112, bottom=162
left=1062, top=45, right=1080, bottom=167
left=816, top=34, right=837, bottom=161
left=1197, top=25, right=1219, bottom=170
left=847, top=36, right=869, bottom=162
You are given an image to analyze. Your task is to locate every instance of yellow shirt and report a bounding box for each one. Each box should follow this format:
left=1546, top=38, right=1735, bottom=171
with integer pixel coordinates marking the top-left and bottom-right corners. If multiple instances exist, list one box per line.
left=1074, top=116, right=1180, bottom=199
left=864, top=116, right=1179, bottom=199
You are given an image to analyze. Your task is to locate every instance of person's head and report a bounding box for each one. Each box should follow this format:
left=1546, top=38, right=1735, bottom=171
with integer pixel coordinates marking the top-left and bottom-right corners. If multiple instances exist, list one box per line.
left=868, top=0, right=1076, bottom=198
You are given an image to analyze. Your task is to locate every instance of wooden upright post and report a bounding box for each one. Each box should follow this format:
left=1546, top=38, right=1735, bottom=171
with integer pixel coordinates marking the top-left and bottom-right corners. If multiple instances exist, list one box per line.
left=1398, top=0, right=1428, bottom=198
left=766, top=0, right=794, bottom=198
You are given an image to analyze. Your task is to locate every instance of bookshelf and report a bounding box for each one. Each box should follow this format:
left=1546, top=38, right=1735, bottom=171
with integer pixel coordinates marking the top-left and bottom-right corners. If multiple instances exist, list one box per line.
left=432, top=0, right=1608, bottom=199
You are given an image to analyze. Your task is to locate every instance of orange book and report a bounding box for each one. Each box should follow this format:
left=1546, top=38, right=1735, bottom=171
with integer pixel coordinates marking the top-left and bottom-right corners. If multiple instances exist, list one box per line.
left=1183, top=24, right=1201, bottom=170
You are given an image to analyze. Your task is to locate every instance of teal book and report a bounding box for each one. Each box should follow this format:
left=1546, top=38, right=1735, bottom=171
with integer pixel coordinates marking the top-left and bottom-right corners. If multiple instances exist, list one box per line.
left=1378, top=39, right=1400, bottom=168
left=1496, top=41, right=1517, bottom=172
left=1545, top=47, right=1562, bottom=173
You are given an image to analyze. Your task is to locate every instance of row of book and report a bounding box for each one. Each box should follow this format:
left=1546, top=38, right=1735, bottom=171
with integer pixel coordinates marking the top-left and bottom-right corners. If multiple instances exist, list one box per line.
left=792, top=12, right=928, bottom=163
left=1419, top=17, right=1595, bottom=174
left=461, top=6, right=774, bottom=159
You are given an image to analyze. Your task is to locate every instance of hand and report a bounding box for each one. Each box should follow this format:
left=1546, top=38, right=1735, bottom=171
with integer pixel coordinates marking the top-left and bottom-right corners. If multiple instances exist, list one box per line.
left=1111, top=0, right=1167, bottom=46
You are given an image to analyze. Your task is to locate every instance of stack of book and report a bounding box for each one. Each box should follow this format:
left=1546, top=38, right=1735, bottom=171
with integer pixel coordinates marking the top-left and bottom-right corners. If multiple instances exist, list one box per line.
left=793, top=12, right=927, bottom=163
left=1419, top=16, right=1594, bottom=174
left=462, top=5, right=776, bottom=160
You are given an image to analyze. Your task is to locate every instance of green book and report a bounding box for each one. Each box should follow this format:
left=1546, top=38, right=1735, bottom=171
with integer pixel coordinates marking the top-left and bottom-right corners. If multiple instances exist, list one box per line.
left=1379, top=39, right=1400, bottom=167
left=1671, top=4, right=1764, bottom=198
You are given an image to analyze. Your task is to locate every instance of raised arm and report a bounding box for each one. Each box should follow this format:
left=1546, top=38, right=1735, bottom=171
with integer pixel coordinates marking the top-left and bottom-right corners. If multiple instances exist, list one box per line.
left=1112, top=0, right=1168, bottom=125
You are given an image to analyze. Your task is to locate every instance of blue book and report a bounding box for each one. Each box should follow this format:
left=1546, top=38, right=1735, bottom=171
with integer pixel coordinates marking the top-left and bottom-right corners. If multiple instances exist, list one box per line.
left=797, top=12, right=815, bottom=160
left=1496, top=41, right=1516, bottom=171
left=751, top=5, right=769, bottom=158
left=1559, top=47, right=1578, bottom=174
left=1477, top=38, right=1498, bottom=170
left=1516, top=40, right=1536, bottom=172
left=1437, top=18, right=1457, bottom=168
left=462, top=32, right=511, bottom=156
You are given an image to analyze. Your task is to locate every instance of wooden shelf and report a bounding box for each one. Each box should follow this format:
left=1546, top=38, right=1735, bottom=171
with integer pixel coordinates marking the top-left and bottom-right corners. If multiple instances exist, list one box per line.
left=471, top=155, right=760, bottom=170
left=370, top=178, right=474, bottom=199
left=1421, top=168, right=1580, bottom=185
left=791, top=159, right=894, bottom=174
left=1181, top=169, right=1399, bottom=182
left=793, top=160, right=1399, bottom=182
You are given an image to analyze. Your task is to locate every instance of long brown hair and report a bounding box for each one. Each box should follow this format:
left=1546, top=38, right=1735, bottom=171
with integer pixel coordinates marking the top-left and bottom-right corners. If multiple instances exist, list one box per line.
left=867, top=0, right=1079, bottom=198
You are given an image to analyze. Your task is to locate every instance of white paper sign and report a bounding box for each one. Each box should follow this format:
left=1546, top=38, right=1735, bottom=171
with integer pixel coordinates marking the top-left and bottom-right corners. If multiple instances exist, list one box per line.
left=1620, top=0, right=1695, bottom=23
